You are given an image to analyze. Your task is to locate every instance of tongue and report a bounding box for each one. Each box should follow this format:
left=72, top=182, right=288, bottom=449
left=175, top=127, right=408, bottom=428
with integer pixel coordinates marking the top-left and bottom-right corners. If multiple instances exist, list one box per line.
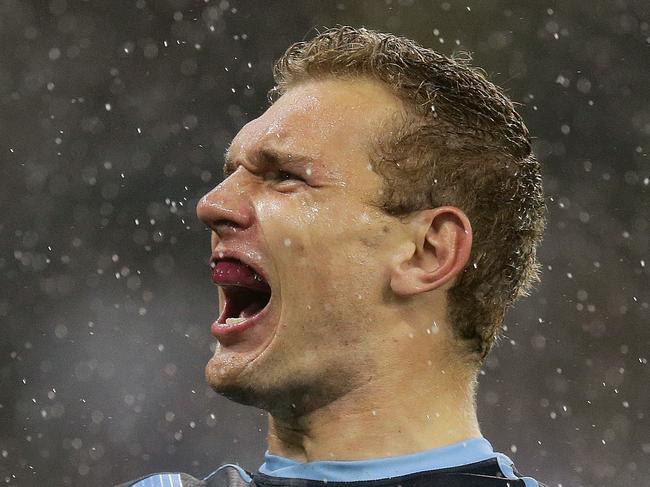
left=212, top=259, right=270, bottom=293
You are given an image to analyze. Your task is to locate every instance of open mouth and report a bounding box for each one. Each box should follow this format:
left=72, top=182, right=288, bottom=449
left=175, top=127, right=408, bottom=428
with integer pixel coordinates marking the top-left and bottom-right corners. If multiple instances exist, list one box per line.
left=218, top=285, right=272, bottom=325
left=211, top=258, right=273, bottom=337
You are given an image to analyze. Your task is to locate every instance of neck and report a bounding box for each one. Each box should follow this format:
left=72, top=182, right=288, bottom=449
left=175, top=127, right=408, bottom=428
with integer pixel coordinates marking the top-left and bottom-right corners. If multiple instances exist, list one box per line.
left=266, top=348, right=481, bottom=462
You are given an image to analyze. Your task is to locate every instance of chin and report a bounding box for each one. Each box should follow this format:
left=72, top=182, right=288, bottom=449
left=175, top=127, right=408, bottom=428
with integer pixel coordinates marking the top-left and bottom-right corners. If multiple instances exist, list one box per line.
left=206, top=351, right=360, bottom=417
left=205, top=367, right=282, bottom=412
left=206, top=351, right=249, bottom=391
left=205, top=347, right=276, bottom=408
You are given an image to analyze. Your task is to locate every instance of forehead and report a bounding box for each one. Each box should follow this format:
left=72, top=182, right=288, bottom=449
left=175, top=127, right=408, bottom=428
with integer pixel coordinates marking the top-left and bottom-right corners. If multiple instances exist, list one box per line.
left=229, top=78, right=402, bottom=173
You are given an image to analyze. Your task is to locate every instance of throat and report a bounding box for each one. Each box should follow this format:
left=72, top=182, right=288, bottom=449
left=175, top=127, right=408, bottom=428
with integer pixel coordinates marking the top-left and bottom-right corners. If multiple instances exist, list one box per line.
left=264, top=369, right=481, bottom=463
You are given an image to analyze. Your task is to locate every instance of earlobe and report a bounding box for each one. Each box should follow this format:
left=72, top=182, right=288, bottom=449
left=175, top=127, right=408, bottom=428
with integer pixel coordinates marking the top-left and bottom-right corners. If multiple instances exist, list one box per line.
left=390, top=207, right=472, bottom=297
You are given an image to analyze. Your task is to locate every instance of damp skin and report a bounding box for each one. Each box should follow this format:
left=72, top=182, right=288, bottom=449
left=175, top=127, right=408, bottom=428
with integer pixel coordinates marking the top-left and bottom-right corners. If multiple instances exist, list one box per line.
left=198, top=79, right=420, bottom=405
left=197, top=78, right=477, bottom=463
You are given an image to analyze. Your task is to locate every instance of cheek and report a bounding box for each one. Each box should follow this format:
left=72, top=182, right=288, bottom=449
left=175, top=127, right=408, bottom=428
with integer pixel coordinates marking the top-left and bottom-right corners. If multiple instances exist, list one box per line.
left=257, top=197, right=341, bottom=299
left=257, top=195, right=390, bottom=297
left=258, top=194, right=326, bottom=253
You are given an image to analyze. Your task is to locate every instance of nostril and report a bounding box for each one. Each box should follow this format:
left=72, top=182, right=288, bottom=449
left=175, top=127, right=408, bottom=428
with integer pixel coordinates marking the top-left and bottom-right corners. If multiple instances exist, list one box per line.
left=214, top=220, right=239, bottom=236
left=214, top=220, right=234, bottom=227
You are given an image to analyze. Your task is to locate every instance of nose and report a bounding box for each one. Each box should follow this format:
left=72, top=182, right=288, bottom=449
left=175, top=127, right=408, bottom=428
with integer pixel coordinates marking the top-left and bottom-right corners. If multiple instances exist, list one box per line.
left=196, top=172, right=255, bottom=241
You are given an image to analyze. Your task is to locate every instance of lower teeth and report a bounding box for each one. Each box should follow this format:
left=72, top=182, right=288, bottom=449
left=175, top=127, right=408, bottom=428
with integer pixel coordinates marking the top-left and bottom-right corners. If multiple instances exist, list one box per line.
left=225, top=317, right=247, bottom=325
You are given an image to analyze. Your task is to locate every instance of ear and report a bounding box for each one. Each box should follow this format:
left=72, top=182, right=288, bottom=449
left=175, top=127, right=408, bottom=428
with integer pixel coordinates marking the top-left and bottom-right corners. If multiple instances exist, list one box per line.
left=390, top=206, right=472, bottom=297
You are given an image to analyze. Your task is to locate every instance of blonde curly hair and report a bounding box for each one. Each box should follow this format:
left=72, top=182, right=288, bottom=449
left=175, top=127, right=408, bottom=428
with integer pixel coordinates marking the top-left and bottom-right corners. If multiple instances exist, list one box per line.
left=270, top=26, right=546, bottom=364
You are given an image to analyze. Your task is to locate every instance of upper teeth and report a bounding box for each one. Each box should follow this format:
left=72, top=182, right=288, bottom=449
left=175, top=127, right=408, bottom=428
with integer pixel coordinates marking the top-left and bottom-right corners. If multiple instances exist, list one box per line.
left=225, top=317, right=247, bottom=325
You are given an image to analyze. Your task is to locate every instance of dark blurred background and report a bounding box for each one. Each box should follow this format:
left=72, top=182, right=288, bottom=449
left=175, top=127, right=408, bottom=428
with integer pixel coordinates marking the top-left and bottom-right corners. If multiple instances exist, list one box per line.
left=1, top=1, right=649, bottom=486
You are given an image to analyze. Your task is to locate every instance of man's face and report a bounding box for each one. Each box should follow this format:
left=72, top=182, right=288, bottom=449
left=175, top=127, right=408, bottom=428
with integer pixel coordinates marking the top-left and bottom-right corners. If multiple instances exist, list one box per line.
left=197, top=78, right=408, bottom=413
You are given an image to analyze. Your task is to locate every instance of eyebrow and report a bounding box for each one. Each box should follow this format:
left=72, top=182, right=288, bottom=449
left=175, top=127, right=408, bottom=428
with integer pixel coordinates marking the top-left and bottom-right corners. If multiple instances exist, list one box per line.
left=223, top=147, right=314, bottom=175
left=222, top=150, right=235, bottom=175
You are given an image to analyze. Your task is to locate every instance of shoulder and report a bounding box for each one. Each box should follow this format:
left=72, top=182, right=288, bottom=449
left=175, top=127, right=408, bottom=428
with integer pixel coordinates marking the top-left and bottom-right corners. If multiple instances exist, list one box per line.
left=205, top=464, right=253, bottom=486
left=114, top=464, right=252, bottom=487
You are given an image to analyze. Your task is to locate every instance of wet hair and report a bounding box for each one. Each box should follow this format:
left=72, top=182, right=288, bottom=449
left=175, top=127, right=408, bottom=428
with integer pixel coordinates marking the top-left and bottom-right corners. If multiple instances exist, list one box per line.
left=269, top=26, right=546, bottom=365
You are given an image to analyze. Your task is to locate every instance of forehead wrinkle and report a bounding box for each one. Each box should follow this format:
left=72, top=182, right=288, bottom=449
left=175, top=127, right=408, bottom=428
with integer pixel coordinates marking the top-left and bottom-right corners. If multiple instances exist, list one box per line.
left=226, top=83, right=346, bottom=156
left=258, top=147, right=315, bottom=168
left=223, top=135, right=319, bottom=176
left=224, top=79, right=400, bottom=181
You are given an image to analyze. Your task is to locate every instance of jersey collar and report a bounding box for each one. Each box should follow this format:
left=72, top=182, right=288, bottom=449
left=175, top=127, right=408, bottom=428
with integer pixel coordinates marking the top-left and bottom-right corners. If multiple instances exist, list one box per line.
left=258, top=436, right=496, bottom=482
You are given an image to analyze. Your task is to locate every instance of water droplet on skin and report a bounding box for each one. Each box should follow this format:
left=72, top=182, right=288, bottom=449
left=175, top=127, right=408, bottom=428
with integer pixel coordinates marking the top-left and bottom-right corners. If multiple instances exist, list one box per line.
left=359, top=213, right=371, bottom=224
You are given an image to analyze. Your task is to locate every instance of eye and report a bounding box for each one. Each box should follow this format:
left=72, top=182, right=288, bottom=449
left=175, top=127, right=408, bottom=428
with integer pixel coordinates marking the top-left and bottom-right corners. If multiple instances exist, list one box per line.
left=269, top=169, right=305, bottom=184
left=276, top=170, right=303, bottom=182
